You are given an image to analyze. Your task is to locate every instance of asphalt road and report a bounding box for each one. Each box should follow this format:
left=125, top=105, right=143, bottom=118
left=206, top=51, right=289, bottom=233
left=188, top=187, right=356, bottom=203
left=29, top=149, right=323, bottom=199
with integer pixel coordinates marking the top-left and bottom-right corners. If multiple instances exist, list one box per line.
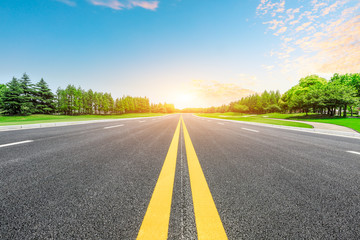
left=1, top=113, right=360, bottom=239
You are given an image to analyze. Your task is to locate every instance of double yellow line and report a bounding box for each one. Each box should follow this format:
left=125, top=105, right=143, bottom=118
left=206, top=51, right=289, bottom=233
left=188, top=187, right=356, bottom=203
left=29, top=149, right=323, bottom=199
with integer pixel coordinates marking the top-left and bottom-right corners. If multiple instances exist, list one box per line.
left=137, top=116, right=228, bottom=240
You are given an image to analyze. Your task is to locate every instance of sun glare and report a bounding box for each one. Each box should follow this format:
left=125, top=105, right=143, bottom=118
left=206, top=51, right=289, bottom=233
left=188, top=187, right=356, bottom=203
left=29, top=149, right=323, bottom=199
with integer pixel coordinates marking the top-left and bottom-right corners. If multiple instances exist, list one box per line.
left=174, top=93, right=195, bottom=109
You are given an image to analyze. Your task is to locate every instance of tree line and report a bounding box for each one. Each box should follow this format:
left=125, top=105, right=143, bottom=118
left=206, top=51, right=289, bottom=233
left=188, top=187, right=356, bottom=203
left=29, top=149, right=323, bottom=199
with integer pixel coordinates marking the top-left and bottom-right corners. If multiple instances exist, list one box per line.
left=0, top=73, right=175, bottom=115
left=183, top=73, right=360, bottom=117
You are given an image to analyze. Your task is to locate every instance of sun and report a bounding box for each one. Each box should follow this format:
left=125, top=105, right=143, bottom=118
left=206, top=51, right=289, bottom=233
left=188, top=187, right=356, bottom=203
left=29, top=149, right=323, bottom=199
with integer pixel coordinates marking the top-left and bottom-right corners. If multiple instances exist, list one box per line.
left=178, top=94, right=192, bottom=102
left=174, top=93, right=195, bottom=109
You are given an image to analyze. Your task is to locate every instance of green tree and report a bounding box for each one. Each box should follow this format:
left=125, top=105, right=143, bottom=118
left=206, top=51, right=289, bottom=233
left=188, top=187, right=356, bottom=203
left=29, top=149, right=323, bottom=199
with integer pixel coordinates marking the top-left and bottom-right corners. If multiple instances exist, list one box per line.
left=34, top=78, right=56, bottom=113
left=19, top=73, right=36, bottom=113
left=233, top=103, right=249, bottom=113
left=1, top=77, right=30, bottom=115
left=323, top=81, right=357, bottom=116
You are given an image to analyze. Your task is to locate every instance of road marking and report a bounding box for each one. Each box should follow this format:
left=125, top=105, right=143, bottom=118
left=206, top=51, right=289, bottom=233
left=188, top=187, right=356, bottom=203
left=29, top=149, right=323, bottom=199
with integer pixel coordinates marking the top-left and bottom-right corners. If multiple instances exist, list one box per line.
left=241, top=127, right=259, bottom=133
left=137, top=118, right=181, bottom=240
left=207, top=120, right=211, bottom=122
left=103, top=124, right=124, bottom=129
left=139, top=120, right=146, bottom=123
left=347, top=151, right=360, bottom=155
left=182, top=119, right=228, bottom=240
left=217, top=122, right=225, bottom=125
left=0, top=140, right=34, bottom=148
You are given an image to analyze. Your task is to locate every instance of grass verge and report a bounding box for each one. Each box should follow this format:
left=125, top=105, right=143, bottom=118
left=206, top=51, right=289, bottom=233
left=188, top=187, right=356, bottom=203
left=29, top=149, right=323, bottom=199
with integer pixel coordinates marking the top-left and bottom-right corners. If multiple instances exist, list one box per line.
left=196, top=112, right=313, bottom=128
left=262, top=113, right=360, bottom=132
left=0, top=113, right=167, bottom=126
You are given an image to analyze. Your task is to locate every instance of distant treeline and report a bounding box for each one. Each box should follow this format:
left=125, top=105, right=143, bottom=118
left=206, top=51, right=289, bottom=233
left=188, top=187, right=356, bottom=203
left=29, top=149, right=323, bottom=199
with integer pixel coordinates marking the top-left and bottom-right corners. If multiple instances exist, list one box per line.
left=0, top=73, right=175, bottom=115
left=183, top=73, right=360, bottom=117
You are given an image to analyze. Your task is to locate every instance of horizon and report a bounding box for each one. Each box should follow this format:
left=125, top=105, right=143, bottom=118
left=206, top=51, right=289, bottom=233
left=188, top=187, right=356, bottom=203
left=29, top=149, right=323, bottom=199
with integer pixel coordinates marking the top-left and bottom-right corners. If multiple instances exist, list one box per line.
left=1, top=0, right=359, bottom=109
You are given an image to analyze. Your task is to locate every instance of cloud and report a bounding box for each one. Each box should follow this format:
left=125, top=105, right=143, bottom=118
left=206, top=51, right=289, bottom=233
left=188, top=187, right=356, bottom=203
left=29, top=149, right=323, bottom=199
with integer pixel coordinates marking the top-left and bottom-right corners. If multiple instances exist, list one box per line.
left=89, top=0, right=124, bottom=9
left=321, top=0, right=345, bottom=16
left=129, top=0, right=159, bottom=10
left=262, top=65, right=275, bottom=71
left=55, top=0, right=76, bottom=6
left=298, top=15, right=360, bottom=73
left=295, top=21, right=312, bottom=32
left=257, top=0, right=286, bottom=16
left=257, top=0, right=360, bottom=76
left=263, top=19, right=284, bottom=30
left=275, top=26, right=287, bottom=35
left=88, top=0, right=159, bottom=10
left=191, top=80, right=255, bottom=106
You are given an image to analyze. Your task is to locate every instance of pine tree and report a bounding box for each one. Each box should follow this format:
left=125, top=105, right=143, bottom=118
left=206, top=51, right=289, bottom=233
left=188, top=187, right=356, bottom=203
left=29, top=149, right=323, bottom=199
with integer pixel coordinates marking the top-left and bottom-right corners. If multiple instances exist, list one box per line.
left=35, top=78, right=55, bottom=114
left=1, top=77, right=28, bottom=115
left=19, top=73, right=35, bottom=113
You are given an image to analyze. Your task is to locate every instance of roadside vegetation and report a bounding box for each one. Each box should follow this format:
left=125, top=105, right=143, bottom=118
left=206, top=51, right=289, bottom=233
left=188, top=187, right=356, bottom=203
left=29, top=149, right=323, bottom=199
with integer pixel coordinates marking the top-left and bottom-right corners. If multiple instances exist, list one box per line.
left=184, top=74, right=360, bottom=118
left=188, top=73, right=360, bottom=130
left=0, top=73, right=175, bottom=117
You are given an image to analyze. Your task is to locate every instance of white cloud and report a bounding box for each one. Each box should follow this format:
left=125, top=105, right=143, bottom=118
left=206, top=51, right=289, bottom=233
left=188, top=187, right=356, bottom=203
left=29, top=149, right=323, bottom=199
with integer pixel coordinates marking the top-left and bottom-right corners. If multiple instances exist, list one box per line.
left=256, top=0, right=360, bottom=79
left=55, top=0, right=76, bottom=6
left=88, top=0, right=159, bottom=10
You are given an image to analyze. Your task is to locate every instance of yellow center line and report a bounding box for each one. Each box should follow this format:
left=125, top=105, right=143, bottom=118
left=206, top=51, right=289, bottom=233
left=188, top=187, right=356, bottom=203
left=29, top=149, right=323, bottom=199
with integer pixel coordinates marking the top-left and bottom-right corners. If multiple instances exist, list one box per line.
left=136, top=117, right=181, bottom=240
left=182, top=118, right=228, bottom=240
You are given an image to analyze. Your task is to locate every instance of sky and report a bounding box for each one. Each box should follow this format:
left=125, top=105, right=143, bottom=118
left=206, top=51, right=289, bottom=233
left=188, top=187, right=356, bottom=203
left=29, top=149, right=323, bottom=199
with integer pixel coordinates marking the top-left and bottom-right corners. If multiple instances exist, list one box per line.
left=0, top=0, right=359, bottom=109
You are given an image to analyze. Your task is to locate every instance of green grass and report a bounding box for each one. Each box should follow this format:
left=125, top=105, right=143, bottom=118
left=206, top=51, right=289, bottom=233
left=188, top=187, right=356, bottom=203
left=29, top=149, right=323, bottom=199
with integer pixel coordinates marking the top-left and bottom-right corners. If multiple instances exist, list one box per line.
left=261, top=113, right=360, bottom=132
left=0, top=113, right=167, bottom=126
left=196, top=112, right=313, bottom=128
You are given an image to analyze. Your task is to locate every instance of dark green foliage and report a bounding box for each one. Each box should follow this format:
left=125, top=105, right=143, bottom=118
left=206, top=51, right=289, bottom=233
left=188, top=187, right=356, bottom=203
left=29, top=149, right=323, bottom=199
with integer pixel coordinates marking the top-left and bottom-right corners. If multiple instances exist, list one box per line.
left=1, top=77, right=29, bottom=115
left=34, top=78, right=56, bottom=113
left=19, top=73, right=35, bottom=113
left=1, top=74, right=57, bottom=115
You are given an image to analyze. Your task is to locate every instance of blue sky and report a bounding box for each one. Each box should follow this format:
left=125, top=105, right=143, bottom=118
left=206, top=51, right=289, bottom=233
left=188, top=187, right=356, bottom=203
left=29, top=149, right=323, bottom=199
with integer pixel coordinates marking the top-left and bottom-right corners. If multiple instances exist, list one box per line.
left=1, top=0, right=359, bottom=108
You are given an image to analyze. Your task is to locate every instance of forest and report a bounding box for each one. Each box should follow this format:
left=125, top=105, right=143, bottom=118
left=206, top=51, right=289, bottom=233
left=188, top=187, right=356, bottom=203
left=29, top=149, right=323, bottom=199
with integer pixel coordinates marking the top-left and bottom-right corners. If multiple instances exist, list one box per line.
left=184, top=73, right=360, bottom=117
left=0, top=73, right=175, bottom=115
left=1, top=73, right=359, bottom=117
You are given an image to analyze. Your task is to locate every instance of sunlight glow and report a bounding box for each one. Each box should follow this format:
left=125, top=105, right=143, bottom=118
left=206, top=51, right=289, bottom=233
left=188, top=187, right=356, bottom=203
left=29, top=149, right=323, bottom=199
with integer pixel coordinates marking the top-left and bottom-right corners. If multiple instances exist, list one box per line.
left=174, top=93, right=195, bottom=109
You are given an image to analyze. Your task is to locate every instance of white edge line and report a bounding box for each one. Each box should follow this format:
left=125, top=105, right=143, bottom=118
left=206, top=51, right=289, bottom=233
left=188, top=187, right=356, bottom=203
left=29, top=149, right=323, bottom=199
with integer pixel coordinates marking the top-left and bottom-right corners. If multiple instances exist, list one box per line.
left=104, top=124, right=124, bottom=129
left=218, top=122, right=225, bottom=125
left=347, top=151, right=360, bottom=155
left=0, top=140, right=34, bottom=148
left=241, top=127, right=259, bottom=133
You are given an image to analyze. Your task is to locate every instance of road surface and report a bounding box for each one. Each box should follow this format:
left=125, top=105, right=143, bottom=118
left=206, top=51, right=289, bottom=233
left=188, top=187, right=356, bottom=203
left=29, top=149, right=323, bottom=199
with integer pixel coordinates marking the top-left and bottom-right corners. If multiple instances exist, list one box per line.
left=1, top=114, right=360, bottom=239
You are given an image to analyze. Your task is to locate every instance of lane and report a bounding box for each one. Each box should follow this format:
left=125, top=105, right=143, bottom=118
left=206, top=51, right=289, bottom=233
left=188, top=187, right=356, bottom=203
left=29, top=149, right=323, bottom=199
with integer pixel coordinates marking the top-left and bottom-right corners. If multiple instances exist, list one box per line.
left=182, top=119, right=227, bottom=239
left=137, top=118, right=180, bottom=239
left=183, top=114, right=360, bottom=239
left=0, top=115, right=167, bottom=145
left=0, top=114, right=180, bottom=239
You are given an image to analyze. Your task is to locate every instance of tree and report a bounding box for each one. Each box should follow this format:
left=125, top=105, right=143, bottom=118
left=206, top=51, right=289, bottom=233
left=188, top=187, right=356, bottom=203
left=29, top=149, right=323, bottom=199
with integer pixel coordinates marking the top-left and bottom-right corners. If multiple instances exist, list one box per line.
left=19, top=73, right=36, bottom=113
left=1, top=77, right=30, bottom=115
left=233, top=103, right=249, bottom=113
left=331, top=73, right=360, bottom=116
left=34, top=78, right=56, bottom=113
left=323, top=82, right=357, bottom=116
